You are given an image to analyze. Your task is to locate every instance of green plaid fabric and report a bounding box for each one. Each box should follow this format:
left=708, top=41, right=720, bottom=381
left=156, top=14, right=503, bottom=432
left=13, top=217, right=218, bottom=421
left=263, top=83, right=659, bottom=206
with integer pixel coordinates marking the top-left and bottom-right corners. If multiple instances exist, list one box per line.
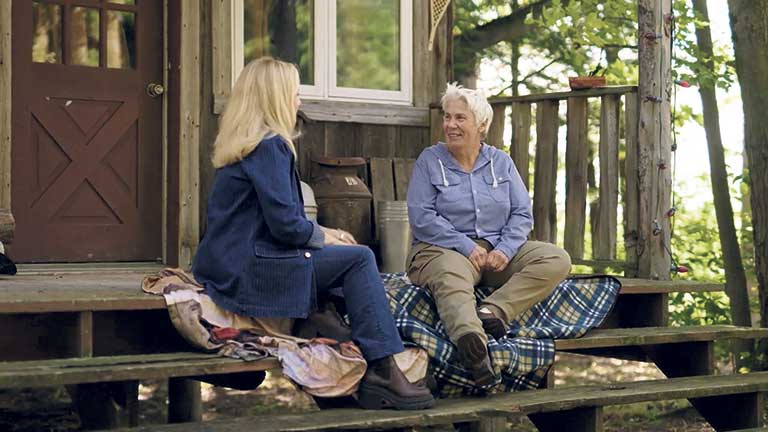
left=382, top=274, right=621, bottom=397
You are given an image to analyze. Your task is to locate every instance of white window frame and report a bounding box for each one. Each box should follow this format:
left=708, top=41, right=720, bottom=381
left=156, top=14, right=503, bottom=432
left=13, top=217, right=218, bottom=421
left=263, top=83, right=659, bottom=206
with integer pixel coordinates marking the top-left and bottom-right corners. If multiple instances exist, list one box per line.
left=232, top=0, right=412, bottom=104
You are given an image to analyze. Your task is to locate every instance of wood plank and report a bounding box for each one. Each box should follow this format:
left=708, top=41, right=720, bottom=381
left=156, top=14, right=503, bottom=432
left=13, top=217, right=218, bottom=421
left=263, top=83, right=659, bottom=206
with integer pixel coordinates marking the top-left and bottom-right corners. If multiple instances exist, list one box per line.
left=0, top=0, right=10, bottom=210
left=594, top=95, right=620, bottom=260
left=617, top=278, right=723, bottom=294
left=430, top=107, right=443, bottom=146
left=533, top=101, right=559, bottom=243
left=624, top=93, right=640, bottom=277
left=0, top=354, right=279, bottom=388
left=425, top=86, right=637, bottom=108
left=0, top=208, right=14, bottom=244
left=369, top=158, right=395, bottom=241
left=178, top=0, right=202, bottom=270
left=393, top=158, right=416, bottom=201
left=637, top=0, right=673, bottom=279
left=486, top=105, right=506, bottom=149
left=556, top=325, right=768, bottom=351
left=399, top=126, right=430, bottom=159
left=360, top=125, right=398, bottom=158
left=564, top=97, right=589, bottom=259
left=510, top=102, right=532, bottom=190
left=300, top=101, right=429, bottom=127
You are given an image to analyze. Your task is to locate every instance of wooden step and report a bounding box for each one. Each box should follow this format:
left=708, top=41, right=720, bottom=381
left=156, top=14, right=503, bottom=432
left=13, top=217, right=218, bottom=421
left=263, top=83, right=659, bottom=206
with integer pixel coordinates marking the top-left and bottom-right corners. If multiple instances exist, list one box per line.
left=556, top=325, right=768, bottom=351
left=0, top=273, right=723, bottom=314
left=113, top=372, right=768, bottom=432
left=0, top=352, right=279, bottom=388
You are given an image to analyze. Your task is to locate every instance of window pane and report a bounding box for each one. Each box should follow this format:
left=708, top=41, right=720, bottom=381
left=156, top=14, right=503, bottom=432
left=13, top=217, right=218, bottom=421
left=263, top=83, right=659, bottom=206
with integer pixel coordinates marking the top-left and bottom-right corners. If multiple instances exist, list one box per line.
left=243, top=0, right=314, bottom=85
left=107, top=11, right=136, bottom=69
left=32, top=2, right=63, bottom=64
left=337, top=0, right=400, bottom=91
left=71, top=7, right=100, bottom=67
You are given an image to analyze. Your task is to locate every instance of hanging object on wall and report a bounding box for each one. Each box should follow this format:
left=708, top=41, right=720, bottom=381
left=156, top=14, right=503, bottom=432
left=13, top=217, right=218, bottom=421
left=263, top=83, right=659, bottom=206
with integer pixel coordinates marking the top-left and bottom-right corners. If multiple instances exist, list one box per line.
left=428, top=0, right=451, bottom=51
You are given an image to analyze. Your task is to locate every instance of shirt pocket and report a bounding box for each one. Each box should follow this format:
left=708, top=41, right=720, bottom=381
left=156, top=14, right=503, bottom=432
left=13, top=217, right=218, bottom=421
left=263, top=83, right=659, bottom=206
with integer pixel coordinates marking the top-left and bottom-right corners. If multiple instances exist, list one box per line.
left=430, top=172, right=463, bottom=203
left=483, top=174, right=511, bottom=203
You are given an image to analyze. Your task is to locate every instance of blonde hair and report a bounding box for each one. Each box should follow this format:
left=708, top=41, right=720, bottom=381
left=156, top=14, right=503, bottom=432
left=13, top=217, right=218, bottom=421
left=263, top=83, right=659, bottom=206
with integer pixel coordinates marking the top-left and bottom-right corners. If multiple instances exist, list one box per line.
left=212, top=57, right=300, bottom=168
left=441, top=82, right=493, bottom=135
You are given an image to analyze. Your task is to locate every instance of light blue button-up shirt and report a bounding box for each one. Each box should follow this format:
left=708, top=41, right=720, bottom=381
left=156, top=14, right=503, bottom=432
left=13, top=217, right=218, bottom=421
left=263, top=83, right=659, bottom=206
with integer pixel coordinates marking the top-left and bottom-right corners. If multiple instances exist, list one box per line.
left=407, top=142, right=533, bottom=260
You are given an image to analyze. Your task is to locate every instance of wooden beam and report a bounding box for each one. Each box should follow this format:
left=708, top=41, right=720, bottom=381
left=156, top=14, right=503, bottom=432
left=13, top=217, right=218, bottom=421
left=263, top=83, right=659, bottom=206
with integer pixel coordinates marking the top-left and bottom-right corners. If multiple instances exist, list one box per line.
left=178, top=0, right=202, bottom=269
left=637, top=0, right=673, bottom=279
left=623, top=93, right=640, bottom=277
left=533, top=101, right=559, bottom=243
left=300, top=101, right=430, bottom=127
left=564, top=97, right=589, bottom=259
left=488, top=86, right=637, bottom=106
left=211, top=0, right=234, bottom=114
left=510, top=102, right=532, bottom=190
left=0, top=0, right=10, bottom=210
left=594, top=95, right=620, bottom=259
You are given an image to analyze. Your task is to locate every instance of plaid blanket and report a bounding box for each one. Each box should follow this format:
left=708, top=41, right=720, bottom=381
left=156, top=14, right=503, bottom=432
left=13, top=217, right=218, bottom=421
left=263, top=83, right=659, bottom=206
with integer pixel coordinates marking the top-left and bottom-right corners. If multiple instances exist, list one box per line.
left=382, top=274, right=621, bottom=398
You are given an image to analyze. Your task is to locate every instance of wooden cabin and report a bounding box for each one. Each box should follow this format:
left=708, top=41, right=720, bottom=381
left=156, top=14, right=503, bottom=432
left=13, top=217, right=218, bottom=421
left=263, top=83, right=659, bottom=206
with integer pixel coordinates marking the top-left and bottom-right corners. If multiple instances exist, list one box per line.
left=0, top=0, right=450, bottom=268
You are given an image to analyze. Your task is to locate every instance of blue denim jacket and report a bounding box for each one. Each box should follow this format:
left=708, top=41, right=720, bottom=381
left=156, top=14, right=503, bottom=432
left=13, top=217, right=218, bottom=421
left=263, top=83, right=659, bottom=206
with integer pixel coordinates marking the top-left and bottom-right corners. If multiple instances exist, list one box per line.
left=407, top=142, right=532, bottom=260
left=193, top=136, right=324, bottom=318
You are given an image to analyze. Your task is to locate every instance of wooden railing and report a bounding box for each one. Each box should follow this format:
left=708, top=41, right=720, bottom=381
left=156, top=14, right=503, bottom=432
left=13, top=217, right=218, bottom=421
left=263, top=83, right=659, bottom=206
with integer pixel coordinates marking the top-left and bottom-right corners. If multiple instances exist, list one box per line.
left=460, top=86, right=640, bottom=274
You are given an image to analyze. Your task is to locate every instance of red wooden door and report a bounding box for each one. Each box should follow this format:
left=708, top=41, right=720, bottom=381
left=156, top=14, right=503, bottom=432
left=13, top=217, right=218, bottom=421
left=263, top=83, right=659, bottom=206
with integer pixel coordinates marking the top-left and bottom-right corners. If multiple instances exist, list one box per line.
left=11, top=1, right=163, bottom=262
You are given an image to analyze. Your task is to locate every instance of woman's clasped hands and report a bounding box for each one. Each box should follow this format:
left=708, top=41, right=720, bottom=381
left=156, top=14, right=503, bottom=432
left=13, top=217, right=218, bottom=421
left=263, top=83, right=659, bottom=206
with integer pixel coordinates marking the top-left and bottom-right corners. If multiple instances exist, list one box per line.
left=321, top=226, right=358, bottom=246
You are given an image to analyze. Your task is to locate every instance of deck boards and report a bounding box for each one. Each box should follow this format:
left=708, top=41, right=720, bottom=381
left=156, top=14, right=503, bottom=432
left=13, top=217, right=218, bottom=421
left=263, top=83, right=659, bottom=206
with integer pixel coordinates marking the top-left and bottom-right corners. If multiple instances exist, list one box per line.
left=556, top=325, right=768, bottom=350
left=0, top=273, right=724, bottom=313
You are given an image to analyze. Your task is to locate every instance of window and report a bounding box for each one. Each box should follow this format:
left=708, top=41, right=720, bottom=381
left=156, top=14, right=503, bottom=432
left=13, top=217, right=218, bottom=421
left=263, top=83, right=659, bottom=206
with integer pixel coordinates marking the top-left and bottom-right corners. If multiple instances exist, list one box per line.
left=233, top=0, right=412, bottom=104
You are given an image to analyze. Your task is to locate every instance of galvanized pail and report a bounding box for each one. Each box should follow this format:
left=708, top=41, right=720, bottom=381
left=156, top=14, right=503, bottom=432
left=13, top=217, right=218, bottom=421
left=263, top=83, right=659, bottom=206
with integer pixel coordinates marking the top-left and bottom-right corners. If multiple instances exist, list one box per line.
left=377, top=201, right=411, bottom=273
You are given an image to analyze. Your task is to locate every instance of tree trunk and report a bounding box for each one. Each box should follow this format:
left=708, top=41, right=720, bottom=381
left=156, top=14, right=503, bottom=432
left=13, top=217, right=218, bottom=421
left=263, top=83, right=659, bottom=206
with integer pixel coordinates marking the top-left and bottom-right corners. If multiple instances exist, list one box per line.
left=692, top=0, right=753, bottom=358
left=727, top=0, right=768, bottom=364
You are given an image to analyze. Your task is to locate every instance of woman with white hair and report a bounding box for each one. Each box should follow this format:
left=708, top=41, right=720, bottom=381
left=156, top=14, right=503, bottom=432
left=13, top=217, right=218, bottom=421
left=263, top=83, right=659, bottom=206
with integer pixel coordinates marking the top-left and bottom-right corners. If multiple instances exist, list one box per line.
left=406, top=83, right=571, bottom=387
left=193, top=57, right=433, bottom=410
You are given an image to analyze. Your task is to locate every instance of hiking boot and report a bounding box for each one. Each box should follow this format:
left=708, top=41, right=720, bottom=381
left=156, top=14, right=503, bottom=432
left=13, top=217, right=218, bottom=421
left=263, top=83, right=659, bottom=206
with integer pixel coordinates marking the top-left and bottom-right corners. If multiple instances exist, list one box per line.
left=477, top=308, right=507, bottom=340
left=456, top=332, right=497, bottom=387
left=357, top=355, right=435, bottom=410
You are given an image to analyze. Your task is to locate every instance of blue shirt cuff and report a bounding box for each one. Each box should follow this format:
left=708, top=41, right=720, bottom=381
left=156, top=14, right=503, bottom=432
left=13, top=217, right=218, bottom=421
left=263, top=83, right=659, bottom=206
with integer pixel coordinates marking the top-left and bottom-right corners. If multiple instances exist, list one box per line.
left=306, top=221, right=325, bottom=249
left=458, top=237, right=478, bottom=257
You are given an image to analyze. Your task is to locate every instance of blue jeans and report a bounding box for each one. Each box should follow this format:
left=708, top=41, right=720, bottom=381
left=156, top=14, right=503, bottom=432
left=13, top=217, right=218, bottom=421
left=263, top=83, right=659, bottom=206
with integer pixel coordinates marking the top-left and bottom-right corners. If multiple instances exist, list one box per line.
left=312, top=245, right=404, bottom=361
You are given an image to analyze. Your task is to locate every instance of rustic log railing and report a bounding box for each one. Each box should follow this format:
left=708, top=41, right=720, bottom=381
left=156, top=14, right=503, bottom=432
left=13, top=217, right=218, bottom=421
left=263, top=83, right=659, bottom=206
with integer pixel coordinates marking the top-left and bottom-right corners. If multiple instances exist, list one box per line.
left=444, top=86, right=641, bottom=275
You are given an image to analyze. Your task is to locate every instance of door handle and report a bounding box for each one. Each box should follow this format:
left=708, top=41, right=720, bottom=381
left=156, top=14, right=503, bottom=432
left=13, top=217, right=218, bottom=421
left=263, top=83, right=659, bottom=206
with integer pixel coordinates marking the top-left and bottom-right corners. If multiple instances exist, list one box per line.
left=146, top=83, right=165, bottom=98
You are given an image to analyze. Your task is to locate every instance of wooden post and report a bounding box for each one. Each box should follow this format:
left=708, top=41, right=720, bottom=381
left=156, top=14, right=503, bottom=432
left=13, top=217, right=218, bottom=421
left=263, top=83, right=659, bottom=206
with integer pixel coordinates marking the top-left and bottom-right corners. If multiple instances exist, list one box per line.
left=168, top=378, right=203, bottom=423
left=510, top=102, right=532, bottom=189
left=0, top=0, right=10, bottom=211
left=533, top=101, right=559, bottom=243
left=624, top=93, right=640, bottom=277
left=636, top=0, right=673, bottom=279
left=564, top=97, right=589, bottom=259
left=486, top=104, right=506, bottom=149
left=594, top=95, right=620, bottom=259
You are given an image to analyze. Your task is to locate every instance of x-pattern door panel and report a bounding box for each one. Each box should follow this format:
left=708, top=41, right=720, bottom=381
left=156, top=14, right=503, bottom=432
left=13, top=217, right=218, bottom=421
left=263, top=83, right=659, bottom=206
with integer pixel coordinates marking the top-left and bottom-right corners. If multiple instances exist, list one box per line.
left=11, top=1, right=163, bottom=262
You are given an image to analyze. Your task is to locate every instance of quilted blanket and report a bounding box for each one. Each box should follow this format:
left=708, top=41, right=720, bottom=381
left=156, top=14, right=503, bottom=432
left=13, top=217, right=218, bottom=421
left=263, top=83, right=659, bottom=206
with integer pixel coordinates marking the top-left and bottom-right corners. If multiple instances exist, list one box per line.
left=382, top=274, right=621, bottom=397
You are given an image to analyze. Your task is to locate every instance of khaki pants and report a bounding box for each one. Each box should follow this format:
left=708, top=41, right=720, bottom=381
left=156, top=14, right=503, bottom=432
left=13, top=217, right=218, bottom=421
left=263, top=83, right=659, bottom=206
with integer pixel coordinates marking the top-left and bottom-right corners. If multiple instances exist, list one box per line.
left=407, top=240, right=571, bottom=345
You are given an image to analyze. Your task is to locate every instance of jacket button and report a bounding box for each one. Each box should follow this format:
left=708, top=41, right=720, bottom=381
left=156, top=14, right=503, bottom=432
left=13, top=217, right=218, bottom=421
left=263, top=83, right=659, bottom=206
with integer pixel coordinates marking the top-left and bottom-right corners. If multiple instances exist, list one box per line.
left=304, top=252, right=311, bottom=258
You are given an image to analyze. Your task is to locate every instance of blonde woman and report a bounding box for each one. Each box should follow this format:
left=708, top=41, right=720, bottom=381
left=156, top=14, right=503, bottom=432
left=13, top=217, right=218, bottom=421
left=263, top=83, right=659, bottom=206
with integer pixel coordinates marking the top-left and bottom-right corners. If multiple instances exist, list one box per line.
left=192, top=58, right=433, bottom=410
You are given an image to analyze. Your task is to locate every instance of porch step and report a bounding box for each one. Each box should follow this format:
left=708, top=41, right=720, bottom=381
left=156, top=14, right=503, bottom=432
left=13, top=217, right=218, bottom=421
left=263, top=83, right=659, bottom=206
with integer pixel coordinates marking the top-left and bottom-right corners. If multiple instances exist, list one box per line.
left=555, top=325, right=768, bottom=351
left=113, top=372, right=768, bottom=432
left=0, top=352, right=279, bottom=388
left=0, top=272, right=723, bottom=314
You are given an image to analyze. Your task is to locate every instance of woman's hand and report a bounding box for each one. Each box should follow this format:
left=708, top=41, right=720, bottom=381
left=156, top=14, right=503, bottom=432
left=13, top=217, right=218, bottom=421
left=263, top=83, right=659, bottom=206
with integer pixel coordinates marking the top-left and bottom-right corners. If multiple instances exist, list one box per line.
left=321, top=226, right=357, bottom=246
left=485, top=250, right=510, bottom=272
left=468, top=246, right=488, bottom=272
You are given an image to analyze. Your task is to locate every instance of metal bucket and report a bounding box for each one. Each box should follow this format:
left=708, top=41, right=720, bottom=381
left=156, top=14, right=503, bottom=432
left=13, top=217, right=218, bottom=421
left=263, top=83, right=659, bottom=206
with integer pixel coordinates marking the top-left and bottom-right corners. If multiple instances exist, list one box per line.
left=377, top=201, right=411, bottom=273
left=300, top=181, right=318, bottom=221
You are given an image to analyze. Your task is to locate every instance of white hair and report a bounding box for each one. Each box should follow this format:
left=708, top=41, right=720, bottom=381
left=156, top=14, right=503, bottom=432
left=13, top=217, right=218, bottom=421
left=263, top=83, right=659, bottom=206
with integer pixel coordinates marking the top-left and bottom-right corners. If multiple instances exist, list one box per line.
left=440, top=82, right=493, bottom=133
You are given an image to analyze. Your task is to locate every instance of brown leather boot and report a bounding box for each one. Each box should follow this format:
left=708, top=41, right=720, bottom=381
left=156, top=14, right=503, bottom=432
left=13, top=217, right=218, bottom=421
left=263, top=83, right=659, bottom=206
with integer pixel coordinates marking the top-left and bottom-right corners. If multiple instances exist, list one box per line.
left=477, top=308, right=508, bottom=340
left=456, top=333, right=497, bottom=387
left=357, top=355, right=435, bottom=410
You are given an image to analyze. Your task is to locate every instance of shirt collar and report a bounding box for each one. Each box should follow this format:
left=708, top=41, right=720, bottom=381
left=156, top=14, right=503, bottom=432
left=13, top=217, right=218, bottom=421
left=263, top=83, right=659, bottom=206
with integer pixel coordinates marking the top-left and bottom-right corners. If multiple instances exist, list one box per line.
left=436, top=142, right=491, bottom=173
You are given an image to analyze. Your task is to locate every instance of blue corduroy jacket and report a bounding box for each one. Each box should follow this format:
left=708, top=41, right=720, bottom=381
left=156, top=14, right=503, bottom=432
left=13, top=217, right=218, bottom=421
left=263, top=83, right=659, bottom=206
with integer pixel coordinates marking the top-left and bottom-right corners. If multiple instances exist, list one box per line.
left=192, top=135, right=324, bottom=318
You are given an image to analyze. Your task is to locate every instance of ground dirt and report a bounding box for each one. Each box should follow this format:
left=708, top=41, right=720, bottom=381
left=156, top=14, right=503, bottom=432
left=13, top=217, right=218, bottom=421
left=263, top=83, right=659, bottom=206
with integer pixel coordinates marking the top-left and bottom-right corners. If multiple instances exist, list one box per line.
left=0, top=353, right=761, bottom=431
